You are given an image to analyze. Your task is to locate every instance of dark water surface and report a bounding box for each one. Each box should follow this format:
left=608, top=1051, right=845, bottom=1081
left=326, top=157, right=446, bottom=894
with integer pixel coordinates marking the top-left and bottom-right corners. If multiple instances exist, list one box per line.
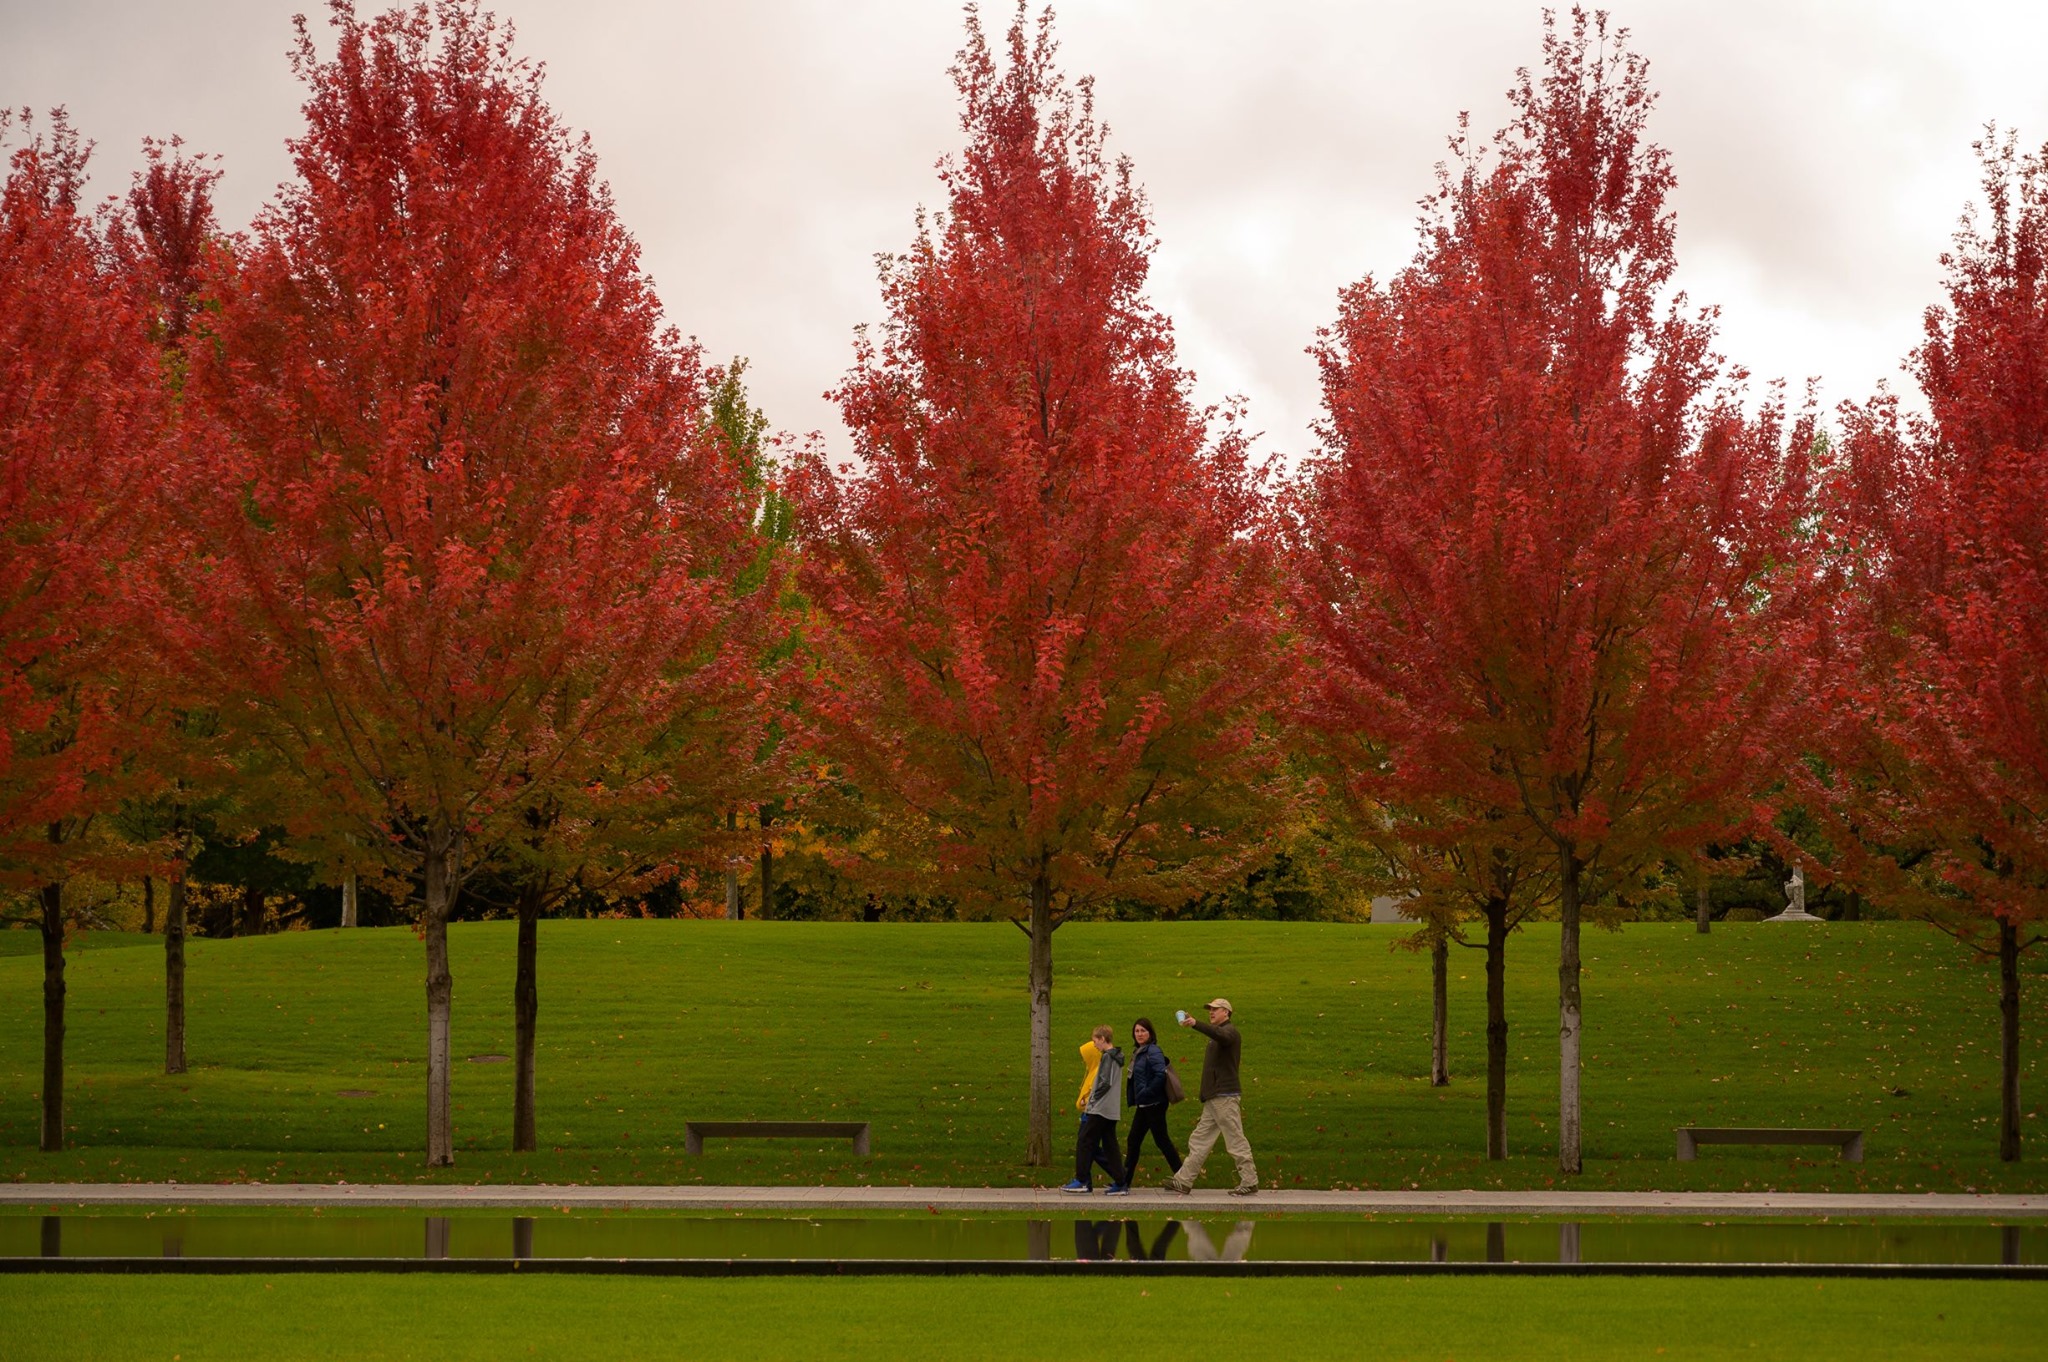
left=1, top=1216, right=2039, bottom=1264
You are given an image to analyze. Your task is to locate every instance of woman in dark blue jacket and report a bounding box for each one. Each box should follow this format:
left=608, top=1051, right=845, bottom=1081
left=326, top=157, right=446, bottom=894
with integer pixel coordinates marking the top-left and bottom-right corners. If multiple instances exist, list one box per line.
left=1122, top=1017, right=1182, bottom=1184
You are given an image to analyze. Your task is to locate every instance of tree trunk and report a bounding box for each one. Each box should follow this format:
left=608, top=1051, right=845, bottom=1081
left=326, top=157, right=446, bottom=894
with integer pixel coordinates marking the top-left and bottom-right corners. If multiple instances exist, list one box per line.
left=208, top=890, right=235, bottom=940
left=142, top=876, right=156, bottom=935
left=758, top=807, right=774, bottom=920
left=340, top=832, right=360, bottom=927
left=1557, top=844, right=1584, bottom=1175
left=1430, top=931, right=1449, bottom=1086
left=1695, top=874, right=1710, bottom=934
left=2000, top=919, right=2021, bottom=1163
left=239, top=883, right=265, bottom=937
left=1484, top=894, right=1509, bottom=1160
left=725, top=809, right=742, bottom=920
left=1026, top=873, right=1054, bottom=1166
left=422, top=838, right=456, bottom=1167
left=513, top=880, right=541, bottom=1154
left=39, top=880, right=65, bottom=1153
left=1844, top=890, right=1862, bottom=922
left=165, top=877, right=188, bottom=1075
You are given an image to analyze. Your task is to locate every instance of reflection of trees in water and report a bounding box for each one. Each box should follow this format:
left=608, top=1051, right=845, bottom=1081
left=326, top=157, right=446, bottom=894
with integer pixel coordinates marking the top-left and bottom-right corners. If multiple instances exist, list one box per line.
left=1027, top=1220, right=1052, bottom=1260
left=1181, top=1220, right=1255, bottom=1262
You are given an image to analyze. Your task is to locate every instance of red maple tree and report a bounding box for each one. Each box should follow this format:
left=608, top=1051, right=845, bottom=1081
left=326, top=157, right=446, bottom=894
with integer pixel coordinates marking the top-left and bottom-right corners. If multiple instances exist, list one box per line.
left=790, top=7, right=1287, bottom=1165
left=108, top=135, right=224, bottom=1079
left=1829, top=131, right=2048, bottom=1162
left=1296, top=11, right=1813, bottom=1173
left=174, top=1, right=773, bottom=1166
left=0, top=111, right=168, bottom=1150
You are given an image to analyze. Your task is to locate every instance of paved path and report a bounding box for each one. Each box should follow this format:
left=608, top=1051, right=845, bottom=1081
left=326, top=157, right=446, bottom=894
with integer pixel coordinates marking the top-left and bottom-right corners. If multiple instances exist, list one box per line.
left=3, top=1184, right=2043, bottom=1217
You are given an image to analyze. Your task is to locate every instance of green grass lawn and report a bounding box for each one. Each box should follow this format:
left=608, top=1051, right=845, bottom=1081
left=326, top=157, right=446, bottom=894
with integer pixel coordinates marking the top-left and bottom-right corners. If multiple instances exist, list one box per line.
left=0, top=920, right=2040, bottom=1190
left=3, top=1274, right=2042, bottom=1361
left=0, top=931, right=157, bottom=957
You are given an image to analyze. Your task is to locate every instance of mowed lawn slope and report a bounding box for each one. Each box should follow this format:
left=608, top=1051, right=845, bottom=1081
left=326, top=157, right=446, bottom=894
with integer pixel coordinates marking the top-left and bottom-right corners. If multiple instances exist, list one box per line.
left=0, top=920, right=2039, bottom=1190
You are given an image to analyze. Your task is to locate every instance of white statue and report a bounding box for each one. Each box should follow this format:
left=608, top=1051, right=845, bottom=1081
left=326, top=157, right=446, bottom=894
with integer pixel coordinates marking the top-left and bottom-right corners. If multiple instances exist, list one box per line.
left=1766, top=864, right=1819, bottom=922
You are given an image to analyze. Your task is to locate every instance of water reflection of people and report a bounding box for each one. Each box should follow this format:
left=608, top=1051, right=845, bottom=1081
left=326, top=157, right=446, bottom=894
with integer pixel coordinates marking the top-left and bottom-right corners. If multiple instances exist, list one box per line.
left=1074, top=1220, right=1184, bottom=1261
left=1125, top=1219, right=1181, bottom=1261
left=1074, top=1219, right=1123, bottom=1260
left=1181, top=1220, right=1256, bottom=1262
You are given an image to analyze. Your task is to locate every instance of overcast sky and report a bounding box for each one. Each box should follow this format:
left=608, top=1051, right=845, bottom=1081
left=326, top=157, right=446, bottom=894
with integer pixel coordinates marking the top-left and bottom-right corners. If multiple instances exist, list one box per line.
left=7, top=1, right=2047, bottom=462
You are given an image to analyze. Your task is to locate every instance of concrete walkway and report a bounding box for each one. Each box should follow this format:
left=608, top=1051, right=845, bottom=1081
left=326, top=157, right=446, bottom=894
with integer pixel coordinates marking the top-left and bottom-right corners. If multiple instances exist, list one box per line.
left=3, top=1183, right=2043, bottom=1217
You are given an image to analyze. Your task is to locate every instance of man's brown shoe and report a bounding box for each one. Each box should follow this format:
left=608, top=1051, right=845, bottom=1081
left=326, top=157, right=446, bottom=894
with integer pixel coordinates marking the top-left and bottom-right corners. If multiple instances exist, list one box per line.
left=1228, top=1183, right=1259, bottom=1197
left=1165, top=1182, right=1192, bottom=1196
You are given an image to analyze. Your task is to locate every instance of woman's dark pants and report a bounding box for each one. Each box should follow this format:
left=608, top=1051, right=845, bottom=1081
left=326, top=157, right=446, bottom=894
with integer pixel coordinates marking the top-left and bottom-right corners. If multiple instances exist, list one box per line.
left=1123, top=1102, right=1182, bottom=1181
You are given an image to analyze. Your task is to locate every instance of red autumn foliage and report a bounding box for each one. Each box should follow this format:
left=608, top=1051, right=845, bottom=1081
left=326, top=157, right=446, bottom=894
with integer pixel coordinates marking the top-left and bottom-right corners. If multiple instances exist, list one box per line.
left=173, top=1, right=774, bottom=1166
left=0, top=109, right=170, bottom=1149
left=789, top=7, right=1286, bottom=1165
left=1829, top=130, right=2048, bottom=1161
left=0, top=112, right=163, bottom=886
left=108, top=137, right=223, bottom=346
left=1294, top=10, right=1813, bottom=1174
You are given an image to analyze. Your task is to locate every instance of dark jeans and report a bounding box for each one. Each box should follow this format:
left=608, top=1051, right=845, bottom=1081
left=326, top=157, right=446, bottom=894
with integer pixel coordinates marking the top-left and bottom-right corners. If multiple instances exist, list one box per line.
left=1076, top=1116, right=1115, bottom=1185
left=1075, top=1114, right=1127, bottom=1187
left=1123, top=1102, right=1181, bottom=1180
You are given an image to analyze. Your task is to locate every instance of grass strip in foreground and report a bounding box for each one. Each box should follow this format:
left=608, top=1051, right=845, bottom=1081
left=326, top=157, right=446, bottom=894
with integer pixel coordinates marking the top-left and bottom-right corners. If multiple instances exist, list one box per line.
left=4, top=1274, right=2043, bottom=1361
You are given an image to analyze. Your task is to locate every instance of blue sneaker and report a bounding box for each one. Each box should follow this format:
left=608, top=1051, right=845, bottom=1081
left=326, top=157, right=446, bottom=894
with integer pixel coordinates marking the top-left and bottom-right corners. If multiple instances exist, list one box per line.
left=1103, top=1184, right=1130, bottom=1196
left=1060, top=1180, right=1092, bottom=1194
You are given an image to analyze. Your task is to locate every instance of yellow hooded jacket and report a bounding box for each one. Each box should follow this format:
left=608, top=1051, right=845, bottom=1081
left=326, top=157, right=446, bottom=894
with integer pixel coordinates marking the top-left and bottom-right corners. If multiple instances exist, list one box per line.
left=1076, top=1040, right=1101, bottom=1113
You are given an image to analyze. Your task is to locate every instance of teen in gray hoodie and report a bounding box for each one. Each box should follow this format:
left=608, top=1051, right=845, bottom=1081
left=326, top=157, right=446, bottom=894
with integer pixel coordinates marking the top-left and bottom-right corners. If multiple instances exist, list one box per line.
left=1063, top=1025, right=1129, bottom=1193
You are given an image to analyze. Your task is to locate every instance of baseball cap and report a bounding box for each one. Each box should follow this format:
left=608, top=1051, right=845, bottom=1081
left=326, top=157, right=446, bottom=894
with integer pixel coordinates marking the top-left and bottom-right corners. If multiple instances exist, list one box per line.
left=1206, top=998, right=1232, bottom=1012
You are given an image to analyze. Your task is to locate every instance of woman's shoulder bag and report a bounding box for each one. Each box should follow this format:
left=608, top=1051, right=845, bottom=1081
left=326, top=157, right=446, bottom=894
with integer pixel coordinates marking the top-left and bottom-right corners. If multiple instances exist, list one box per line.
left=1163, top=1055, right=1187, bottom=1105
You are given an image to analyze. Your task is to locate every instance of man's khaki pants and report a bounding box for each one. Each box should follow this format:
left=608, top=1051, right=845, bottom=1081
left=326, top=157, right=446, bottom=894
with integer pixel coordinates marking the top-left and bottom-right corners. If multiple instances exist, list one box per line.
left=1168, top=1094, right=1257, bottom=1190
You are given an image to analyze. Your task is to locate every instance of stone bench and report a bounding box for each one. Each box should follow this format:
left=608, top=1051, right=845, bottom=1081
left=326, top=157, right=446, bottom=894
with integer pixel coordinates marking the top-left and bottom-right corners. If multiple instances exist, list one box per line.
left=683, top=1120, right=871, bottom=1156
left=1675, top=1127, right=1864, bottom=1162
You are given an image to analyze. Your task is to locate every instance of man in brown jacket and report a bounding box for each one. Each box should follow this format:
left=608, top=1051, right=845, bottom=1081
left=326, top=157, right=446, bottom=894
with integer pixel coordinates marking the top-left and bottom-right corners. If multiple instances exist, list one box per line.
left=1166, top=997, right=1258, bottom=1196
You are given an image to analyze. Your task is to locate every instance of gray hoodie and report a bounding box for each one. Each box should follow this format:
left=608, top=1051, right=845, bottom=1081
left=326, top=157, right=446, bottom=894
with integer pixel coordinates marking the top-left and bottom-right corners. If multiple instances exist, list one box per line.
left=1086, top=1044, right=1125, bottom=1121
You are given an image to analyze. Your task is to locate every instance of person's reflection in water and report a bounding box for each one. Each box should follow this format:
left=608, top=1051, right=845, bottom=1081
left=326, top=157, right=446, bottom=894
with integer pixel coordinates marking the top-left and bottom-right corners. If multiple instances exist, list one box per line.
left=1073, top=1220, right=1123, bottom=1260
left=1124, top=1219, right=1181, bottom=1261
left=1180, top=1220, right=1255, bottom=1262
